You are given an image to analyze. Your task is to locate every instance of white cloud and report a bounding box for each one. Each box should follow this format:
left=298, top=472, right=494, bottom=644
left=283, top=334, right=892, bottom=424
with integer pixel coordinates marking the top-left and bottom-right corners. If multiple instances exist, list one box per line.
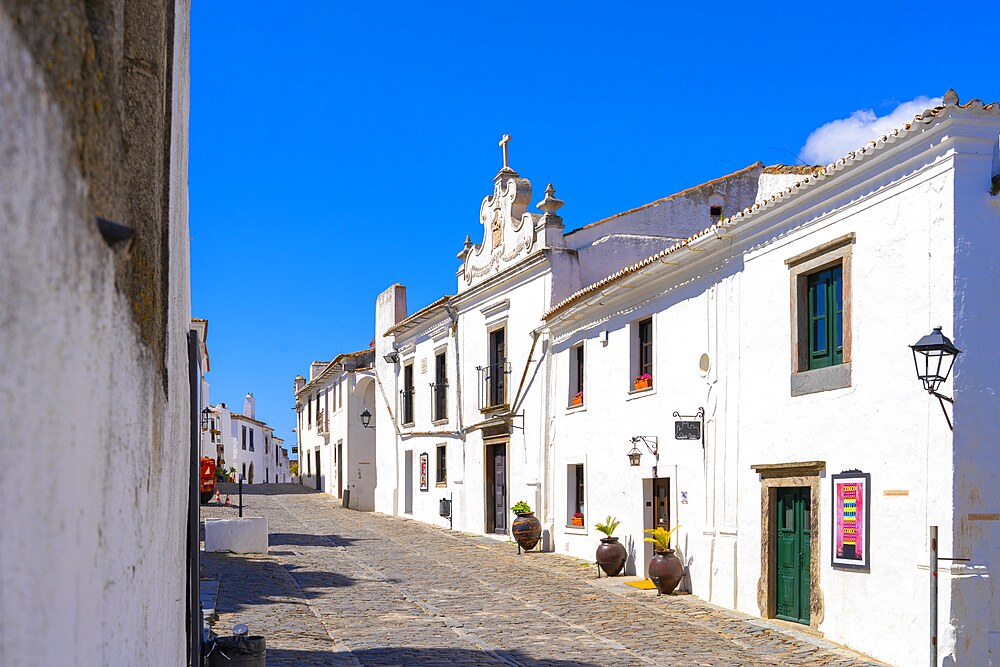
left=799, top=96, right=942, bottom=165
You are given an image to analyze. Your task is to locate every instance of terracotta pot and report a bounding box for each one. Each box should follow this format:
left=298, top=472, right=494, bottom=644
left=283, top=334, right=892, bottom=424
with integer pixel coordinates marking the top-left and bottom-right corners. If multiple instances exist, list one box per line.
left=571, top=516, right=584, bottom=527
left=571, top=396, right=583, bottom=406
left=648, top=549, right=683, bottom=595
left=596, top=536, right=627, bottom=576
left=511, top=512, right=542, bottom=551
left=634, top=378, right=651, bottom=390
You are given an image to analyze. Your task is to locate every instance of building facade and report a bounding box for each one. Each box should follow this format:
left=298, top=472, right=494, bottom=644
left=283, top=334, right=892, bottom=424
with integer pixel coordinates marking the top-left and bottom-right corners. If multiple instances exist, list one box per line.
left=294, top=350, right=377, bottom=509
left=207, top=393, right=282, bottom=484
left=296, top=92, right=1000, bottom=666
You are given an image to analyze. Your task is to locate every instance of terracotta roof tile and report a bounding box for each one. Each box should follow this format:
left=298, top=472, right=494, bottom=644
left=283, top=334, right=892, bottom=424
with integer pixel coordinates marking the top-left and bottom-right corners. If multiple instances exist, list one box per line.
left=383, top=295, right=452, bottom=337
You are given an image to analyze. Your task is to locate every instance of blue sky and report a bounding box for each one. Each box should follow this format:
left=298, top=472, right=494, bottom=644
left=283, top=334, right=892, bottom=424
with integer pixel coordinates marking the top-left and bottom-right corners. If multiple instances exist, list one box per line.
left=190, top=2, right=1000, bottom=451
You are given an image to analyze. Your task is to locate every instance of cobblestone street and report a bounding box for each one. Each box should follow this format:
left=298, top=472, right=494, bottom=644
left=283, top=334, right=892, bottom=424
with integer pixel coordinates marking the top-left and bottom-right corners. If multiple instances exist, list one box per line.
left=202, top=485, right=886, bottom=667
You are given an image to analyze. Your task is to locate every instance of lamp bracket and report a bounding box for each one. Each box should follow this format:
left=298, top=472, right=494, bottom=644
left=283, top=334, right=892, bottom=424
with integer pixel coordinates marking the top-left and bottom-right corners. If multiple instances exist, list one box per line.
left=631, top=435, right=659, bottom=456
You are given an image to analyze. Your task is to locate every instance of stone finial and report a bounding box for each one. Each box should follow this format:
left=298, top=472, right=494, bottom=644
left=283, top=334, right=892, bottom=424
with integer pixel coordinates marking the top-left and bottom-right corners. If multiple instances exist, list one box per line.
left=536, top=183, right=564, bottom=218
left=943, top=89, right=959, bottom=106
left=456, top=235, right=473, bottom=260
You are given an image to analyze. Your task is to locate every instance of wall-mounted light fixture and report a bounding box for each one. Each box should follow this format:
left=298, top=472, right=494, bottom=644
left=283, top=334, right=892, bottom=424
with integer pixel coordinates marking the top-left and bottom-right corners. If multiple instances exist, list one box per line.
left=910, top=326, right=961, bottom=430
left=360, top=409, right=374, bottom=429
left=383, top=349, right=400, bottom=364
left=201, top=407, right=212, bottom=432
left=628, top=435, right=659, bottom=475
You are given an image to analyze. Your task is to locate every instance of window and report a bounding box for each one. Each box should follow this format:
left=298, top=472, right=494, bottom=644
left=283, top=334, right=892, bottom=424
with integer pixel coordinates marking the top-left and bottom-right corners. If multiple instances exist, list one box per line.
left=249, top=429, right=255, bottom=452
left=631, top=317, right=653, bottom=390
left=436, top=444, right=447, bottom=485
left=787, top=233, right=853, bottom=396
left=307, top=395, right=312, bottom=426
left=241, top=425, right=247, bottom=450
left=710, top=204, right=723, bottom=219
left=265, top=436, right=269, bottom=455
left=401, top=363, right=415, bottom=425
left=488, top=328, right=506, bottom=407
left=433, top=351, right=448, bottom=421
left=807, top=265, right=843, bottom=369
left=567, top=464, right=585, bottom=525
left=315, top=392, right=321, bottom=423
left=569, top=343, right=584, bottom=406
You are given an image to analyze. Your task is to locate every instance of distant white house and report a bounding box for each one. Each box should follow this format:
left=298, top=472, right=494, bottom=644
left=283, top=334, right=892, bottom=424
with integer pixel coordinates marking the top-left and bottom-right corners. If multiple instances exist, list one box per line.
left=208, top=393, right=282, bottom=484
left=294, top=349, right=377, bottom=509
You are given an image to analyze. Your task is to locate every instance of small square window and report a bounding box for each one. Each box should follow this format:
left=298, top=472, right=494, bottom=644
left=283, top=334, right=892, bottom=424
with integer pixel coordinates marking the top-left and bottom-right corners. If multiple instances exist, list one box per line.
left=710, top=205, right=723, bottom=219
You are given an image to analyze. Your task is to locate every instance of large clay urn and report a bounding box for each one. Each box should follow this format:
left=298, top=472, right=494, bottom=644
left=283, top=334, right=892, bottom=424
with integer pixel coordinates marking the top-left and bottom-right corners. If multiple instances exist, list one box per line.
left=648, top=549, right=684, bottom=595
left=511, top=512, right=542, bottom=551
left=596, top=537, right=627, bottom=576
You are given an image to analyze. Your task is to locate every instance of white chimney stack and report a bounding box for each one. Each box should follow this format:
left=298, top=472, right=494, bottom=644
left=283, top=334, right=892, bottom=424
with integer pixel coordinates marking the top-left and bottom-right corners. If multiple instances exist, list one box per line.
left=243, top=392, right=255, bottom=419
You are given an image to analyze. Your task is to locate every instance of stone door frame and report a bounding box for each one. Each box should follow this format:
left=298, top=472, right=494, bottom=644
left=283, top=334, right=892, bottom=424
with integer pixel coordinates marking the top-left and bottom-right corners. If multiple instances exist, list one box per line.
left=751, top=460, right=825, bottom=630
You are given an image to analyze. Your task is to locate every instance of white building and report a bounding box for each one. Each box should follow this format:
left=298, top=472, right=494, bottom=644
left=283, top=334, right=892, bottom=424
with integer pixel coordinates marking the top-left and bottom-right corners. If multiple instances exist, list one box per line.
left=360, top=92, right=1000, bottom=666
left=208, top=393, right=283, bottom=484
left=294, top=350, right=377, bottom=509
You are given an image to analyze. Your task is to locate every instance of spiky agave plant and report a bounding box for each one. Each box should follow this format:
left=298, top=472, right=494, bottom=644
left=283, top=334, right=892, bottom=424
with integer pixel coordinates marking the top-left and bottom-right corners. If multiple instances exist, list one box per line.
left=595, top=515, right=621, bottom=537
left=643, top=525, right=681, bottom=551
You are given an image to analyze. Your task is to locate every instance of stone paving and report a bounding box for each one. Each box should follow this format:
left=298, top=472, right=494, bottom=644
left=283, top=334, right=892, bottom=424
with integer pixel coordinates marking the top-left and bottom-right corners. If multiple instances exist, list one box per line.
left=201, top=484, right=887, bottom=667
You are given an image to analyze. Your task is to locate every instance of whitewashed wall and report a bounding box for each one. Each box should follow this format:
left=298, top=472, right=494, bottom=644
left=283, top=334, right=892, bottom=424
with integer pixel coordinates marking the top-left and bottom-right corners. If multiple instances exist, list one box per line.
left=0, top=2, right=191, bottom=664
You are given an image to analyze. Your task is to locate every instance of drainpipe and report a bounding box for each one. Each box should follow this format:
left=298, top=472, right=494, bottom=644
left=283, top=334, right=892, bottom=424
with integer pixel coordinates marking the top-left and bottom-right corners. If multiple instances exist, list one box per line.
left=445, top=301, right=467, bottom=530
left=540, top=328, right=554, bottom=551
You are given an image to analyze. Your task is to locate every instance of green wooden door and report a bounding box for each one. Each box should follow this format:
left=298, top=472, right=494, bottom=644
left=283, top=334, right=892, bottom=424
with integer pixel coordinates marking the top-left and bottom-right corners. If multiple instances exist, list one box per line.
left=775, top=487, right=811, bottom=624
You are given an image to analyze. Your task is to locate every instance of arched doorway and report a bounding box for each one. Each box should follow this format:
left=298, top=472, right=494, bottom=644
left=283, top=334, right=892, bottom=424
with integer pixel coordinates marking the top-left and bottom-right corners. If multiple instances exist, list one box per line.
left=248, top=462, right=255, bottom=484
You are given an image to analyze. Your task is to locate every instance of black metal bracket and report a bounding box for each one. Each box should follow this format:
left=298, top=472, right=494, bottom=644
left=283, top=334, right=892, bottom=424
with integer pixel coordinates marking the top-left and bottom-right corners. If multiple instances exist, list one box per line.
left=503, top=411, right=525, bottom=431
left=672, top=407, right=706, bottom=448
left=930, top=391, right=954, bottom=431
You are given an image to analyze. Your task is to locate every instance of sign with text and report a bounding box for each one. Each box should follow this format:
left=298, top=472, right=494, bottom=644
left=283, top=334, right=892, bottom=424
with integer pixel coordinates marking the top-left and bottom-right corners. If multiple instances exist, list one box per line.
left=674, top=420, right=701, bottom=440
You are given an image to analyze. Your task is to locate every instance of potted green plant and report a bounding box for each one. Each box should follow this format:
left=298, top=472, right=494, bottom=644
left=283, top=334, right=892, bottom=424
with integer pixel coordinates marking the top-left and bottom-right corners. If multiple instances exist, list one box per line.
left=510, top=500, right=542, bottom=551
left=644, top=525, right=683, bottom=595
left=595, top=516, right=627, bottom=577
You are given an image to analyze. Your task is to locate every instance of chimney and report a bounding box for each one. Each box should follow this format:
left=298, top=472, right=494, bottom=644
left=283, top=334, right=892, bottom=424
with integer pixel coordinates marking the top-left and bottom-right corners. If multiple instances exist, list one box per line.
left=309, top=361, right=328, bottom=380
left=243, top=392, right=255, bottom=419
left=294, top=375, right=305, bottom=392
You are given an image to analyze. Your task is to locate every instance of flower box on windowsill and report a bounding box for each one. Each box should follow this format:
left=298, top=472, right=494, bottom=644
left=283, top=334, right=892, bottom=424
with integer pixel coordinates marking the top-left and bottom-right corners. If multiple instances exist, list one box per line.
left=571, top=516, right=584, bottom=527
left=633, top=378, right=652, bottom=391
left=571, top=395, right=583, bottom=406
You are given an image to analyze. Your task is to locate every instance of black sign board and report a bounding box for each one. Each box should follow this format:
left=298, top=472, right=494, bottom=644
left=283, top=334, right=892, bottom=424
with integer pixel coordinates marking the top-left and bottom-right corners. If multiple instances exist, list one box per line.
left=674, top=420, right=701, bottom=441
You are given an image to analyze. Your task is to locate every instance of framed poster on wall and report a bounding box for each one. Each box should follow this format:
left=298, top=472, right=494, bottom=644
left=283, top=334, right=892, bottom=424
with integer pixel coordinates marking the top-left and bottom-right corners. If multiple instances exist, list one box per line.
left=419, top=453, right=428, bottom=491
left=831, top=470, right=870, bottom=569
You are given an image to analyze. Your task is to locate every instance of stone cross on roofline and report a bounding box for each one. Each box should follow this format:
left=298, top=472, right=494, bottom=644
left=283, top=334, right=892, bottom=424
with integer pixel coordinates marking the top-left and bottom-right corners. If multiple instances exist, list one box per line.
left=499, top=134, right=511, bottom=170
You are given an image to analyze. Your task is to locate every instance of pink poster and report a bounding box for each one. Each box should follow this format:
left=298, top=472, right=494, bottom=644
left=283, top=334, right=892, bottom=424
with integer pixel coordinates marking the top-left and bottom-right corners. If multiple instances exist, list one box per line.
left=832, top=471, right=869, bottom=568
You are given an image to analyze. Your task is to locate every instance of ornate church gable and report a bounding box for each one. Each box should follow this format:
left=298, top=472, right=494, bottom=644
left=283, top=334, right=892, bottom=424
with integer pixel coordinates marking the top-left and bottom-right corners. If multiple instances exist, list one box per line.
left=460, top=136, right=547, bottom=289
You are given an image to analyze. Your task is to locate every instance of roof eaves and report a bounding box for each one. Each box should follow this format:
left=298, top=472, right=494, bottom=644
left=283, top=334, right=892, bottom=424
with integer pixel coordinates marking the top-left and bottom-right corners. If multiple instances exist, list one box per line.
left=383, top=295, right=452, bottom=337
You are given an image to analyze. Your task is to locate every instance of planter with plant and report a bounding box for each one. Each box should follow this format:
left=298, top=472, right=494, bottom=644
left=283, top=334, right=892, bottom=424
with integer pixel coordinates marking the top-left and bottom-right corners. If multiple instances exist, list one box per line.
left=634, top=373, right=652, bottom=391
left=510, top=500, right=542, bottom=551
left=644, top=525, right=683, bottom=595
left=571, top=391, right=583, bottom=406
left=571, top=512, right=584, bottom=527
left=595, top=515, right=627, bottom=577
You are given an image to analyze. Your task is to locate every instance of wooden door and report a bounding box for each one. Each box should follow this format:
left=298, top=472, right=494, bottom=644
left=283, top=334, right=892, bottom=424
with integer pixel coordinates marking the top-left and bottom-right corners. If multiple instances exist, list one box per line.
left=775, top=487, right=811, bottom=624
left=337, top=442, right=343, bottom=498
left=485, top=444, right=507, bottom=534
left=314, top=451, right=321, bottom=491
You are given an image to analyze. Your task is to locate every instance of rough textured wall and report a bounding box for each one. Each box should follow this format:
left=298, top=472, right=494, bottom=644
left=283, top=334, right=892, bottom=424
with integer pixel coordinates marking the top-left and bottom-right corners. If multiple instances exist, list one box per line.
left=0, top=1, right=191, bottom=665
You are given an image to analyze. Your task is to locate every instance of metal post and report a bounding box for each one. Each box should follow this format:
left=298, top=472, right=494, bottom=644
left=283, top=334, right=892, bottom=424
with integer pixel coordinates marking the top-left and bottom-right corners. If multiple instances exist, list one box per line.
left=930, top=525, right=938, bottom=667
left=239, top=475, right=244, bottom=518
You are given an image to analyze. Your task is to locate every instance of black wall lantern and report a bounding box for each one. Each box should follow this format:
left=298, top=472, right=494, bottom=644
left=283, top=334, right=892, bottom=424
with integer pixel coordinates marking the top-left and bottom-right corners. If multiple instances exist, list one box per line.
left=628, top=435, right=659, bottom=475
left=910, top=326, right=961, bottom=430
left=201, top=407, right=212, bottom=432
left=383, top=350, right=400, bottom=364
left=360, top=408, right=374, bottom=429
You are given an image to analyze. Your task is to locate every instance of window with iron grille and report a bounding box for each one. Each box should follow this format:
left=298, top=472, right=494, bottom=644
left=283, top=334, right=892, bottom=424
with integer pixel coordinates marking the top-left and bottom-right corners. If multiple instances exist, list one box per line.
left=433, top=351, right=448, bottom=421
left=401, top=363, right=415, bottom=425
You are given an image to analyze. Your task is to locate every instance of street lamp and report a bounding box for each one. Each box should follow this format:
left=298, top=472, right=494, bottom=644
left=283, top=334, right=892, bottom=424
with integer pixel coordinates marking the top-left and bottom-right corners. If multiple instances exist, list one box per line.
left=910, top=326, right=961, bottom=430
left=201, top=407, right=212, bottom=431
left=628, top=435, right=659, bottom=475
left=360, top=409, right=374, bottom=429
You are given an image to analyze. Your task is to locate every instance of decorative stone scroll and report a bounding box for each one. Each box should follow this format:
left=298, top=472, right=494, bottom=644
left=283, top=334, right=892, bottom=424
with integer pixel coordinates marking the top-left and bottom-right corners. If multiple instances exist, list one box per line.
left=461, top=167, right=537, bottom=287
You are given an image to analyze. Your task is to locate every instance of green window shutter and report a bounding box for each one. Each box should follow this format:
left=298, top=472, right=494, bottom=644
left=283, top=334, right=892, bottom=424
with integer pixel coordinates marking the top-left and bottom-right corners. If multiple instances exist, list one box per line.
left=807, top=266, right=844, bottom=370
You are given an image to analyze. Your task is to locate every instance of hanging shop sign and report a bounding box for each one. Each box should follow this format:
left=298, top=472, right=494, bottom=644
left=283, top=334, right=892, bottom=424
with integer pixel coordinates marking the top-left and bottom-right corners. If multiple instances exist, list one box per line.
left=674, top=420, right=701, bottom=440
left=419, top=453, right=429, bottom=491
left=831, top=470, right=871, bottom=569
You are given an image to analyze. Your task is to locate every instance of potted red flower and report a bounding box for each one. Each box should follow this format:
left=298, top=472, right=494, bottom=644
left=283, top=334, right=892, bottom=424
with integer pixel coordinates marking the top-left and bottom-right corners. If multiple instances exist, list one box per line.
left=571, top=391, right=583, bottom=406
left=571, top=512, right=584, bottom=527
left=634, top=373, right=652, bottom=391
